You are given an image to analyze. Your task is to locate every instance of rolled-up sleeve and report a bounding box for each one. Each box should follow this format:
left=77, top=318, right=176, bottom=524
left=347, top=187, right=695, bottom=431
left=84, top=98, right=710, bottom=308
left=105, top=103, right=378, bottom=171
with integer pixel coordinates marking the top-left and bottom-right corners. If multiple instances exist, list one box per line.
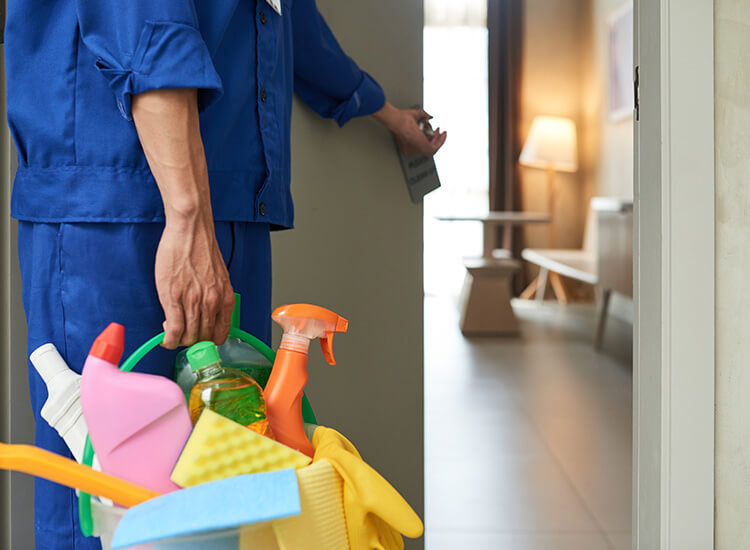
left=292, top=0, right=386, bottom=127
left=76, top=0, right=223, bottom=120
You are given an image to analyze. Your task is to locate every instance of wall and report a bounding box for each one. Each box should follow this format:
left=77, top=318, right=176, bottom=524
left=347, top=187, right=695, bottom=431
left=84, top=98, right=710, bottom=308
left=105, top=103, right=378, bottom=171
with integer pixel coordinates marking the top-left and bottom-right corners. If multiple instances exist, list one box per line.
left=271, top=1, right=425, bottom=548
left=583, top=0, right=634, bottom=203
left=521, top=0, right=589, bottom=249
left=715, top=2, right=750, bottom=548
left=521, top=0, right=634, bottom=251
left=584, top=0, right=634, bottom=319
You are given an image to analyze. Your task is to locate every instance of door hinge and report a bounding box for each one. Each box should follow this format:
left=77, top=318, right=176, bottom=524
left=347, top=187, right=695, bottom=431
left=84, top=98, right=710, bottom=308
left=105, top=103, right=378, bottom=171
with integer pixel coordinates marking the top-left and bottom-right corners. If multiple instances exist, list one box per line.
left=634, top=65, right=640, bottom=121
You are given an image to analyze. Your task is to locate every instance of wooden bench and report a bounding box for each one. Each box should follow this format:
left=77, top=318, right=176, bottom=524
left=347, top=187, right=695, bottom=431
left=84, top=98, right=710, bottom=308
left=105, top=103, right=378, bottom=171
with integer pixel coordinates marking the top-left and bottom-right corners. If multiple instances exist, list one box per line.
left=520, top=198, right=633, bottom=347
left=521, top=248, right=598, bottom=303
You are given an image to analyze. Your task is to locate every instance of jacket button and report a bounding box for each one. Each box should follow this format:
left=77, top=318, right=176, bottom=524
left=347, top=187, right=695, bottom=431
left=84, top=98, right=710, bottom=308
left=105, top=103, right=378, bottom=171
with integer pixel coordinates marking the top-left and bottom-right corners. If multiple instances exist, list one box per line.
left=260, top=89, right=267, bottom=102
left=259, top=203, right=266, bottom=216
left=260, top=12, right=267, bottom=24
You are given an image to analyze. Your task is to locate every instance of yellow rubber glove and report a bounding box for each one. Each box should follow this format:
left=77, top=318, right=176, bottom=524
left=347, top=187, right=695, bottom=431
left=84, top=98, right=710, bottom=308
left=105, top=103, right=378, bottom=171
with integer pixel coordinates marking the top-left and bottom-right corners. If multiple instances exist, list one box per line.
left=311, top=427, right=424, bottom=550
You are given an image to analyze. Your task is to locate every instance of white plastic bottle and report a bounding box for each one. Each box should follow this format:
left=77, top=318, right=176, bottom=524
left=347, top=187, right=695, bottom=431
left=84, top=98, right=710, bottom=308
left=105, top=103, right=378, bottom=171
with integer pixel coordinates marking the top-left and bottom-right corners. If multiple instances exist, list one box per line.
left=30, top=343, right=89, bottom=463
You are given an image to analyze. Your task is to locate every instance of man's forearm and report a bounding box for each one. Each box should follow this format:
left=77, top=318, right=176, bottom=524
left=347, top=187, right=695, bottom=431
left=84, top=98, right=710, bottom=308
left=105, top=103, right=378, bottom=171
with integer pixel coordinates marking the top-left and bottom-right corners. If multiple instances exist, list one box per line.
left=371, top=101, right=401, bottom=133
left=131, top=88, right=234, bottom=348
left=132, top=88, right=211, bottom=222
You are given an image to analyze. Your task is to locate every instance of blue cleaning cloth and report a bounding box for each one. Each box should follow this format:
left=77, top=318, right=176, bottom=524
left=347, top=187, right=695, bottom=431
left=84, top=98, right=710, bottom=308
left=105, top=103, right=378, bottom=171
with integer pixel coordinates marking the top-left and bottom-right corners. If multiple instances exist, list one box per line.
left=111, top=470, right=301, bottom=548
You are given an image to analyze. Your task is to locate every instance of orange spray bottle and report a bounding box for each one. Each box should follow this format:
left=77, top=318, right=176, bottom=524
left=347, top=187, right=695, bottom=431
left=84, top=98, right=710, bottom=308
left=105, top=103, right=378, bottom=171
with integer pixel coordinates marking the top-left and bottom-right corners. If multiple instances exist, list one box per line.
left=264, top=304, right=348, bottom=457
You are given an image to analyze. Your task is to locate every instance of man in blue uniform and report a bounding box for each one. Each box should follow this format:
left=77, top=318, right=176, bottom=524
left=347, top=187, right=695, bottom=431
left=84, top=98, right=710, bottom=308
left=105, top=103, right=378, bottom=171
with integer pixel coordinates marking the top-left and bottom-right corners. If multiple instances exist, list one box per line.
left=5, top=0, right=446, bottom=547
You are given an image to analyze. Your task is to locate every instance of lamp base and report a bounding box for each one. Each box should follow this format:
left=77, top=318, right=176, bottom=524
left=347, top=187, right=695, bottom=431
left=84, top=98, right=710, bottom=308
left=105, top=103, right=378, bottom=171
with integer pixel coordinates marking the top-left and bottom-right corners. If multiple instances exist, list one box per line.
left=547, top=166, right=556, bottom=249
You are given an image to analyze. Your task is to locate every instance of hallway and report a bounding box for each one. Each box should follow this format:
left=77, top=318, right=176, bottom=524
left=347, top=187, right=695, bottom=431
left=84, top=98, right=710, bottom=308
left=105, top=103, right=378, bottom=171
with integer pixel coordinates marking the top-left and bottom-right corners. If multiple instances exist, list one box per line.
left=425, top=296, right=632, bottom=550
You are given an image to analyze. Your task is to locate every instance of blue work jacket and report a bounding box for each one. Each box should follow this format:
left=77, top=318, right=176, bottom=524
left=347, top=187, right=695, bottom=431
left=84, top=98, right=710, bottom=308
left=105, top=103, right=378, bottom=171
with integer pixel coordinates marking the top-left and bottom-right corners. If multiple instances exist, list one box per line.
left=5, top=0, right=385, bottom=227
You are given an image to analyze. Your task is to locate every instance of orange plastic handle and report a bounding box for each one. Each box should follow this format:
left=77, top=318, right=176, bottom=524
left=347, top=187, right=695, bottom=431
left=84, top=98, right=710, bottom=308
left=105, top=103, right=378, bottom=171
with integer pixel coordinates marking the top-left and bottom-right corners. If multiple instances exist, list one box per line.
left=272, top=304, right=348, bottom=365
left=0, top=442, right=160, bottom=507
left=272, top=304, right=347, bottom=329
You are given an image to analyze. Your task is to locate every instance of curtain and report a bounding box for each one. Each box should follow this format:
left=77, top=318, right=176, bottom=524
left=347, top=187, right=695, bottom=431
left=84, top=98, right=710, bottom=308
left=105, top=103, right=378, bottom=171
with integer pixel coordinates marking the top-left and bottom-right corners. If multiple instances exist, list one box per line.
left=488, top=0, right=525, bottom=292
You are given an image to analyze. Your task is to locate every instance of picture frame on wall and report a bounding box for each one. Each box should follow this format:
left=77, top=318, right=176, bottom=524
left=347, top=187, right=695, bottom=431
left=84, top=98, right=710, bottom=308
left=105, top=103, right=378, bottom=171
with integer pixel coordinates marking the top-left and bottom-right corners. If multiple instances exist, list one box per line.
left=608, top=3, right=634, bottom=120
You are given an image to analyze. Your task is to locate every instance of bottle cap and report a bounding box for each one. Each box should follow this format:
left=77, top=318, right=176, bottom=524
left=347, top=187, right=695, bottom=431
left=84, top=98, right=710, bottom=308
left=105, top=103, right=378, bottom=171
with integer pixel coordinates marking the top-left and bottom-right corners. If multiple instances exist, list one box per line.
left=30, top=343, right=70, bottom=385
left=186, top=341, right=221, bottom=372
left=89, top=323, right=125, bottom=365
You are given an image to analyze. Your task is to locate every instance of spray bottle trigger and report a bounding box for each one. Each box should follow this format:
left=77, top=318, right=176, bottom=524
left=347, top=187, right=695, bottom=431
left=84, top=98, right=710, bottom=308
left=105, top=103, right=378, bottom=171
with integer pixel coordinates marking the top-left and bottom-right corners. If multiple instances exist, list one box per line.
left=321, top=334, right=338, bottom=365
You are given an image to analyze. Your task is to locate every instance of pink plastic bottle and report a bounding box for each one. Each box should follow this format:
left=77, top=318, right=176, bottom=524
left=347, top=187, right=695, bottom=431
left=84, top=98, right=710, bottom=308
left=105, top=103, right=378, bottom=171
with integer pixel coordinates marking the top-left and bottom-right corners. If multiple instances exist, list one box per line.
left=80, top=323, right=191, bottom=493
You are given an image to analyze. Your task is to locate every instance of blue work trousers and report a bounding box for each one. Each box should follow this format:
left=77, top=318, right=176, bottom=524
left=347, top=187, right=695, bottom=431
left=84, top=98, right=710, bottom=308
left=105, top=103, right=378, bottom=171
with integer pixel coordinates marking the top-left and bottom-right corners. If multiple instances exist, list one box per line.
left=18, top=221, right=272, bottom=549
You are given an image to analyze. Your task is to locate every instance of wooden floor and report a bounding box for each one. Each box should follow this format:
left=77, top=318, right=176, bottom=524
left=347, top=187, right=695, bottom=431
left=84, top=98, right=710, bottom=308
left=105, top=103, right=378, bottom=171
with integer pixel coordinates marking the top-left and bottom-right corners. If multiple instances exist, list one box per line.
left=425, top=296, right=632, bottom=550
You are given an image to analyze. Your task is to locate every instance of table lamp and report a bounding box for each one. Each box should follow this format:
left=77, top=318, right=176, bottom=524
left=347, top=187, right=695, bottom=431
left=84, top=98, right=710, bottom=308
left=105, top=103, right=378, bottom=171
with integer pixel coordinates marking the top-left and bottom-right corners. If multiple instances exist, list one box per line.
left=519, top=115, right=578, bottom=248
left=519, top=116, right=578, bottom=303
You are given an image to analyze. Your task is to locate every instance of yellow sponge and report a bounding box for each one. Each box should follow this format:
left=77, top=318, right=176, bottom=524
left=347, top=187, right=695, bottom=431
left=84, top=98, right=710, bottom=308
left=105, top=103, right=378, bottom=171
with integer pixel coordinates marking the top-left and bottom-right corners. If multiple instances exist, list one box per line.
left=170, top=409, right=311, bottom=488
left=271, top=460, right=349, bottom=550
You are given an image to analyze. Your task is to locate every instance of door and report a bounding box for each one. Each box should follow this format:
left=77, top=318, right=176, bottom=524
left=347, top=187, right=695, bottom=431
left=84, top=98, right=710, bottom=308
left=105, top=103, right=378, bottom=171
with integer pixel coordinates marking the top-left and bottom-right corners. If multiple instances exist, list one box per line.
left=633, top=0, right=714, bottom=548
left=0, top=39, right=36, bottom=550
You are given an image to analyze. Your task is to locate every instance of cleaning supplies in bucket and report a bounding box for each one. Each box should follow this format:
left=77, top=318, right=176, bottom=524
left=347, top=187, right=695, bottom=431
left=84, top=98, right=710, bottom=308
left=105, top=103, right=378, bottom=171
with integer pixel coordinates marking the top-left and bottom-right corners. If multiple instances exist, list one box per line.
left=171, top=409, right=310, bottom=488
left=0, top=442, right=159, bottom=507
left=270, top=460, right=349, bottom=550
left=61, top=301, right=425, bottom=549
left=77, top=321, right=311, bottom=538
left=174, top=294, right=274, bottom=398
left=264, top=304, right=348, bottom=456
left=310, top=426, right=424, bottom=549
left=176, top=337, right=273, bottom=400
left=80, top=323, right=192, bottom=493
left=30, top=343, right=88, bottom=462
left=186, top=341, right=272, bottom=437
left=113, top=426, right=424, bottom=550
left=90, top=495, right=153, bottom=550
left=111, top=469, right=302, bottom=549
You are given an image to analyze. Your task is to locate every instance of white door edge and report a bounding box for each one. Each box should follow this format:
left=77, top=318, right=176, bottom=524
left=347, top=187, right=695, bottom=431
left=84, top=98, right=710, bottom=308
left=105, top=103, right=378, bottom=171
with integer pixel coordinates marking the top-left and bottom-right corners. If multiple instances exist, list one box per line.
left=634, top=0, right=715, bottom=549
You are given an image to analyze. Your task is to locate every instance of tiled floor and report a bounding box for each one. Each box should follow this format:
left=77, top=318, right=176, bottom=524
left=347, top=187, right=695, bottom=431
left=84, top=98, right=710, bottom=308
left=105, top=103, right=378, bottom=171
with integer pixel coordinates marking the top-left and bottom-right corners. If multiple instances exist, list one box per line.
left=425, top=296, right=632, bottom=550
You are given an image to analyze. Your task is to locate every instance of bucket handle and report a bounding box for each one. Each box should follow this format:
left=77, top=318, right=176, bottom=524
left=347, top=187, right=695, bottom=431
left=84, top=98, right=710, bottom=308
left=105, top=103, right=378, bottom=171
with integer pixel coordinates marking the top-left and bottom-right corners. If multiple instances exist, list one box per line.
left=78, top=328, right=317, bottom=537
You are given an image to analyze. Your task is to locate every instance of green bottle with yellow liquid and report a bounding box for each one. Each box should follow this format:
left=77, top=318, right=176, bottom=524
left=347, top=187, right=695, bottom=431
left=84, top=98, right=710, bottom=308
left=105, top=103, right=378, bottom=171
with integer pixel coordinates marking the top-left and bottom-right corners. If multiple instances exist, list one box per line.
left=186, top=341, right=273, bottom=438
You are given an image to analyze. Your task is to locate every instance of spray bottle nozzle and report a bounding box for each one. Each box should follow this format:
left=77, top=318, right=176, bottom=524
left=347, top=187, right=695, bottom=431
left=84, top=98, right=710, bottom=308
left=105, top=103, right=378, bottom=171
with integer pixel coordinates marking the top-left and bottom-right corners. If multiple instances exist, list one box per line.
left=272, top=304, right=348, bottom=365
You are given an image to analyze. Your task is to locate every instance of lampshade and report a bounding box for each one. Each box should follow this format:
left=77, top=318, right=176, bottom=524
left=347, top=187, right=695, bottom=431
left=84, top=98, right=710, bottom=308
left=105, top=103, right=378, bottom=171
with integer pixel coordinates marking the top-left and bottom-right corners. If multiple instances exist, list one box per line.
left=519, top=116, right=578, bottom=173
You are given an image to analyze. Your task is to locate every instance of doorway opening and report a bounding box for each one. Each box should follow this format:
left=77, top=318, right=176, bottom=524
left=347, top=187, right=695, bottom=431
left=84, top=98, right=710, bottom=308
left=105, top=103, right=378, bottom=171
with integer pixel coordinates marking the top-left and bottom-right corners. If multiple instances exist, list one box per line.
left=423, top=0, right=489, bottom=298
left=423, top=1, right=634, bottom=548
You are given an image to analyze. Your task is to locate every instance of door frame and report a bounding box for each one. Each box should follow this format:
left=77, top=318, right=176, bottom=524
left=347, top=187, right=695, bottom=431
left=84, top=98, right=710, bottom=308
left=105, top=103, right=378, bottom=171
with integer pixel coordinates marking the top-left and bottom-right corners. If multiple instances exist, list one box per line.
left=0, top=40, right=10, bottom=549
left=634, top=0, right=715, bottom=548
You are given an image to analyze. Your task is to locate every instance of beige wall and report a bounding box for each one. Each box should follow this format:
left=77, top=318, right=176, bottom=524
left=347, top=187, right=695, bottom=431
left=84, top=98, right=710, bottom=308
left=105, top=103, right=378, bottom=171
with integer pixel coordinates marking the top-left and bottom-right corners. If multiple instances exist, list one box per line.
left=584, top=0, right=634, bottom=202
left=521, top=0, right=589, bottom=249
left=715, top=2, right=750, bottom=548
left=521, top=0, right=633, bottom=250
left=272, top=1, right=425, bottom=548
